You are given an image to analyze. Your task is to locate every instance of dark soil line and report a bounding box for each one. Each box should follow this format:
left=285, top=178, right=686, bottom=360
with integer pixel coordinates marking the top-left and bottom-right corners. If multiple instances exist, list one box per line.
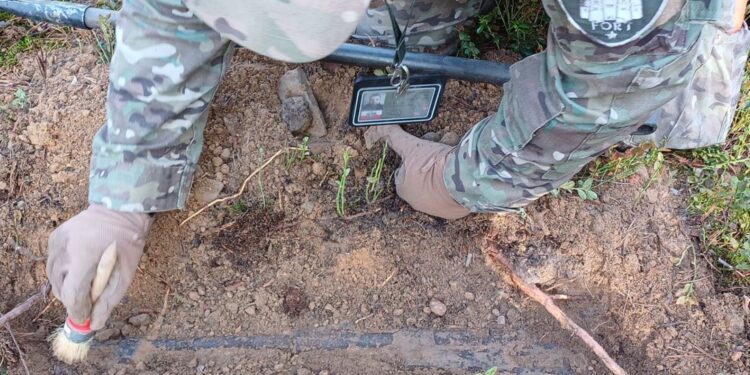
left=107, top=329, right=575, bottom=373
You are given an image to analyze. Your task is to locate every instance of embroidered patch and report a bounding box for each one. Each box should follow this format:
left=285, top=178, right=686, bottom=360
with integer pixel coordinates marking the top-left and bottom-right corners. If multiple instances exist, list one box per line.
left=557, top=0, right=669, bottom=47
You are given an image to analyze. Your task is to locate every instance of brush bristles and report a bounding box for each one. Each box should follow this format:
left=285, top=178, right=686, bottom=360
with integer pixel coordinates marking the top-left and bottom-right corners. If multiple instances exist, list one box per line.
left=49, top=327, right=92, bottom=364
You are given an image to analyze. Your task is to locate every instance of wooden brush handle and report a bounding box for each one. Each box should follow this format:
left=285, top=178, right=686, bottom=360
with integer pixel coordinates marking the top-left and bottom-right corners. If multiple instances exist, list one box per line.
left=90, top=242, right=117, bottom=302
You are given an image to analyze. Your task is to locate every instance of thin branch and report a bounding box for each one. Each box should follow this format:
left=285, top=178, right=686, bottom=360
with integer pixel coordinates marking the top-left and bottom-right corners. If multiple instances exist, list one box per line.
left=485, top=244, right=628, bottom=375
left=180, top=148, right=291, bottom=226
left=4, top=324, right=30, bottom=375
left=0, top=283, right=50, bottom=326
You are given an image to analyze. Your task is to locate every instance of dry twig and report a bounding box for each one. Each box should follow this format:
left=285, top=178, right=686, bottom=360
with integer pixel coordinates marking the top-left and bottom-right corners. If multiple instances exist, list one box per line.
left=485, top=243, right=628, bottom=375
left=3, top=324, right=29, bottom=375
left=0, top=283, right=50, bottom=326
left=180, top=148, right=292, bottom=226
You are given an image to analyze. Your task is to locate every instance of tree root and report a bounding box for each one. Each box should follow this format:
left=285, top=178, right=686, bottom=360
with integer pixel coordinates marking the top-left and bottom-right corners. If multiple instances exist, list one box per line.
left=0, top=283, right=50, bottom=326
left=484, top=243, right=628, bottom=375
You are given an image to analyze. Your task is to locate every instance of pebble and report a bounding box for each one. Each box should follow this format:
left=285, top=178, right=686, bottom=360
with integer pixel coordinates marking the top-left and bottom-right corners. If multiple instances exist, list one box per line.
left=188, top=358, right=198, bottom=368
left=94, top=328, right=120, bottom=341
left=421, top=132, right=441, bottom=142
left=196, top=365, right=205, bottom=373
left=429, top=299, right=447, bottom=316
left=319, top=371, right=330, bottom=375
left=136, top=362, right=146, bottom=370
left=212, top=156, right=223, bottom=167
left=296, top=368, right=313, bottom=375
left=244, top=305, right=256, bottom=315
left=226, top=302, right=239, bottom=315
left=221, top=148, right=231, bottom=159
left=439, top=132, right=461, bottom=146
left=189, top=292, right=200, bottom=301
left=492, top=309, right=500, bottom=316
left=496, top=316, right=506, bottom=325
left=406, top=317, right=417, bottom=326
left=274, top=364, right=284, bottom=371
left=220, top=164, right=230, bottom=174
left=422, top=307, right=431, bottom=314
left=731, top=352, right=743, bottom=362
left=129, top=313, right=152, bottom=327
left=464, top=292, right=475, bottom=301
left=312, top=162, right=325, bottom=176
left=393, top=309, right=404, bottom=316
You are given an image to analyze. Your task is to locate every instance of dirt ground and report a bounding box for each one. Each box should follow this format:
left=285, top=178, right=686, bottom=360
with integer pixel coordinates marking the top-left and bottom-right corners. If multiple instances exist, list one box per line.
left=1, top=31, right=749, bottom=375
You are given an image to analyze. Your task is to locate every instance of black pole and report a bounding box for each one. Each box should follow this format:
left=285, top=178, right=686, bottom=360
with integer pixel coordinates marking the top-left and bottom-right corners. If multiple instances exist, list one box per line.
left=0, top=0, right=511, bottom=85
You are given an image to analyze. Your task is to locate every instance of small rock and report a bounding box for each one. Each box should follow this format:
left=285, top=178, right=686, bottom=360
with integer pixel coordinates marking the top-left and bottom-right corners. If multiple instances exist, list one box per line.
left=274, top=364, right=284, bottom=371
left=731, top=351, right=743, bottom=362
left=311, top=162, right=325, bottom=176
left=281, top=96, right=312, bottom=136
left=244, top=306, right=256, bottom=315
left=422, top=307, right=431, bottom=314
left=188, top=358, right=198, bottom=368
left=421, top=132, right=441, bottom=142
left=220, top=164, right=230, bottom=175
left=94, top=328, right=120, bottom=341
left=136, top=362, right=146, bottom=370
left=319, top=371, right=330, bottom=375
left=221, top=148, right=231, bottom=159
left=212, top=156, right=223, bottom=167
left=464, top=292, right=475, bottom=301
left=429, top=299, right=447, bottom=316
left=128, top=313, right=152, bottom=327
left=189, top=292, right=200, bottom=301
left=496, top=316, right=506, bottom=325
left=297, top=368, right=313, bottom=375
left=492, top=309, right=500, bottom=316
left=278, top=68, right=327, bottom=137
left=196, top=365, right=205, bottom=373
left=120, top=324, right=137, bottom=337
left=439, top=132, right=461, bottom=146
left=727, top=314, right=745, bottom=335
left=226, top=302, right=239, bottom=315
left=506, top=308, right=521, bottom=324
left=194, top=179, right=224, bottom=205
left=393, top=309, right=404, bottom=316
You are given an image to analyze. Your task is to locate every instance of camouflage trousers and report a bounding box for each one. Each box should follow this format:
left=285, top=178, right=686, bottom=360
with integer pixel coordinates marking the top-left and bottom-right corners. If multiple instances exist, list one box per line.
left=352, top=0, right=488, bottom=52
left=446, top=0, right=750, bottom=212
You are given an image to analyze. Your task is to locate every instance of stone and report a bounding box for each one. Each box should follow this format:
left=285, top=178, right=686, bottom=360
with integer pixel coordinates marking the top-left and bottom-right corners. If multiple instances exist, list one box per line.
left=421, top=132, right=441, bottom=142
left=188, top=358, right=198, bottom=368
left=94, top=328, right=120, bottom=341
left=296, top=368, right=313, bottom=375
left=311, top=162, right=325, bottom=176
left=189, top=291, right=200, bottom=301
left=278, top=68, right=327, bottom=137
left=464, top=292, right=475, bottom=301
left=393, top=309, right=404, bottom=316
left=439, top=132, right=461, bottom=146
left=429, top=299, right=447, bottom=316
left=226, top=302, right=239, bottom=315
left=731, top=352, right=743, bottom=362
left=281, top=96, right=312, bottom=136
left=194, top=179, right=224, bottom=205
left=128, top=313, right=152, bottom=327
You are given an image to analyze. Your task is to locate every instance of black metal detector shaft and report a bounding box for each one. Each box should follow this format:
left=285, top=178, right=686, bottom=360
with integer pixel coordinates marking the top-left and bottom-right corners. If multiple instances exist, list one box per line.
left=0, top=0, right=511, bottom=85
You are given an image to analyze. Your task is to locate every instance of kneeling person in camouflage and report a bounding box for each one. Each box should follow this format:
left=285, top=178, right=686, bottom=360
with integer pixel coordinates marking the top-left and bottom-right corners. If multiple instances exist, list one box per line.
left=47, top=0, right=749, bottom=336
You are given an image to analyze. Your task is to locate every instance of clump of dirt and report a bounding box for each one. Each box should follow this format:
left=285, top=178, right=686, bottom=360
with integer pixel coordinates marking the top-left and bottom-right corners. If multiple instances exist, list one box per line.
left=282, top=287, right=307, bottom=317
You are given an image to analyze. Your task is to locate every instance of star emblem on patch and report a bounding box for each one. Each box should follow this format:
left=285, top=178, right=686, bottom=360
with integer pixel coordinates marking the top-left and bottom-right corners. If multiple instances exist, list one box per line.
left=557, top=0, right=668, bottom=47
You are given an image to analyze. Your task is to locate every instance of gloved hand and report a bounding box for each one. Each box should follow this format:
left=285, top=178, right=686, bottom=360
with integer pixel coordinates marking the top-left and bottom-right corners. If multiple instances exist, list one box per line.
left=365, top=125, right=470, bottom=220
left=46, top=205, right=152, bottom=330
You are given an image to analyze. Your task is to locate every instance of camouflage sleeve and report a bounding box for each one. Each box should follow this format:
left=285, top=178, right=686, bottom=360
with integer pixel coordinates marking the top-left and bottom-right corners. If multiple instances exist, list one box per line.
left=88, top=0, right=234, bottom=212
left=444, top=0, right=750, bottom=213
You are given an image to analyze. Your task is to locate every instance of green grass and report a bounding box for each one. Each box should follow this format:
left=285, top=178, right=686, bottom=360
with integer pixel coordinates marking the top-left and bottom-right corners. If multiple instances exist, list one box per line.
left=336, top=150, right=351, bottom=217
left=685, top=88, right=750, bottom=279
left=365, top=141, right=388, bottom=204
left=459, top=0, right=548, bottom=58
left=0, top=35, right=34, bottom=67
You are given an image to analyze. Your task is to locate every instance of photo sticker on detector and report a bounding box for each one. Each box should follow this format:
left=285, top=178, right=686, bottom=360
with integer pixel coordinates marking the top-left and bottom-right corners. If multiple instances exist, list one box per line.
left=350, top=75, right=446, bottom=127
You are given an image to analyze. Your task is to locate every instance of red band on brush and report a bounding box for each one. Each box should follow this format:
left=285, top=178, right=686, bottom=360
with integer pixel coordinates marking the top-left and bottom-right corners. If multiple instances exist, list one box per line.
left=66, top=317, right=92, bottom=334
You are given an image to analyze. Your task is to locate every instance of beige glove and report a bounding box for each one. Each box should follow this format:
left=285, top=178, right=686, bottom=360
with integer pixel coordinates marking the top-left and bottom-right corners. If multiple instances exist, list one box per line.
left=46, top=205, right=152, bottom=330
left=365, top=125, right=470, bottom=220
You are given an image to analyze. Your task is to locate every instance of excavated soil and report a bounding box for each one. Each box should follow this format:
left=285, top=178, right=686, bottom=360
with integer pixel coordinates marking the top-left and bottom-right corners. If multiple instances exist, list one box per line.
left=1, top=30, right=748, bottom=375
